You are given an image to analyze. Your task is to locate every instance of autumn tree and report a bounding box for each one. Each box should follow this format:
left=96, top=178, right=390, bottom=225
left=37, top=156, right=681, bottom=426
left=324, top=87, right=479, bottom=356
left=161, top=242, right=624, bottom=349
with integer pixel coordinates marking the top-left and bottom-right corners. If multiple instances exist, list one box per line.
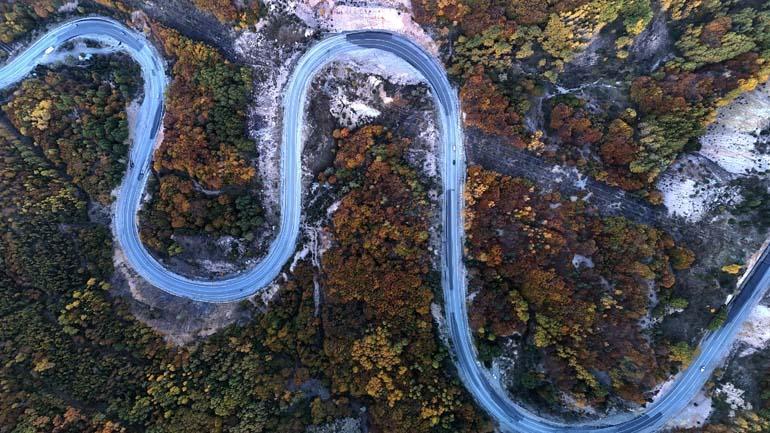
left=459, top=66, right=527, bottom=146
left=193, top=0, right=261, bottom=28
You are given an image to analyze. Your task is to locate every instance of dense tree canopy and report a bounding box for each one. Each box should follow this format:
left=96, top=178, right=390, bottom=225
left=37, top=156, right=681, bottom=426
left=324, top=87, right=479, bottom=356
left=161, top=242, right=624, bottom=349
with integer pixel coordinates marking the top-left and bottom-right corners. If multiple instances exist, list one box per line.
left=192, top=0, right=261, bottom=28
left=2, top=0, right=753, bottom=429
left=0, top=109, right=491, bottom=433
left=411, top=0, right=770, bottom=199
left=140, top=25, right=265, bottom=258
left=320, top=126, right=491, bottom=433
left=465, top=166, right=694, bottom=408
left=3, top=54, right=140, bottom=203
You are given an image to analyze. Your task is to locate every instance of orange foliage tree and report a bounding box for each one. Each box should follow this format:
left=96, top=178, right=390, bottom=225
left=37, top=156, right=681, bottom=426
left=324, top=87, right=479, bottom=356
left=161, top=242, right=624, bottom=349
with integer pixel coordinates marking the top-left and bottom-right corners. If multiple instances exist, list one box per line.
left=193, top=0, right=260, bottom=26
left=460, top=66, right=526, bottom=147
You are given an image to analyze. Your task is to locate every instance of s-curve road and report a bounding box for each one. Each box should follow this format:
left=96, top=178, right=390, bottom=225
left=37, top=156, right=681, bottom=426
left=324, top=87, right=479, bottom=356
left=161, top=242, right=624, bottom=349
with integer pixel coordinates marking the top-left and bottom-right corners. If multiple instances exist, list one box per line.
left=3, top=16, right=770, bottom=433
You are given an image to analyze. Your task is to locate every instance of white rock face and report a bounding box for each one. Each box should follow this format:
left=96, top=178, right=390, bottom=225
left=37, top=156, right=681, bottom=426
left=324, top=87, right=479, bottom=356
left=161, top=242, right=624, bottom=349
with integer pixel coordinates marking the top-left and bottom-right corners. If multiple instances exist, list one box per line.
left=571, top=254, right=594, bottom=269
left=408, top=124, right=439, bottom=177
left=663, top=389, right=713, bottom=430
left=336, top=49, right=426, bottom=85
left=716, top=382, right=753, bottom=418
left=306, top=417, right=361, bottom=433
left=329, top=90, right=381, bottom=128
left=699, top=83, right=770, bottom=174
left=736, top=304, right=770, bottom=357
left=293, top=0, right=438, bottom=56
left=58, top=1, right=79, bottom=13
left=658, top=82, right=770, bottom=221
left=656, top=156, right=737, bottom=222
left=234, top=30, right=298, bottom=223
left=657, top=177, right=711, bottom=221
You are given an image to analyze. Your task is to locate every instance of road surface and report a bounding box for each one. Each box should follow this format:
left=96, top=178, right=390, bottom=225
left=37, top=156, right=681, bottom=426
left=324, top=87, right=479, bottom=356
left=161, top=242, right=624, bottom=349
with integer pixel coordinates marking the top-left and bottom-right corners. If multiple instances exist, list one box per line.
left=2, top=16, right=769, bottom=433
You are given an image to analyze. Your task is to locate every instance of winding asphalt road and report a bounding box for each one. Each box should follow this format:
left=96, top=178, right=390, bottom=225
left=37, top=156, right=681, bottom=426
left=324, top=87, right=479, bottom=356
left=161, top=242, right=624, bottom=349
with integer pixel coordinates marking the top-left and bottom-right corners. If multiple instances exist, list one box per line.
left=2, top=16, right=770, bottom=433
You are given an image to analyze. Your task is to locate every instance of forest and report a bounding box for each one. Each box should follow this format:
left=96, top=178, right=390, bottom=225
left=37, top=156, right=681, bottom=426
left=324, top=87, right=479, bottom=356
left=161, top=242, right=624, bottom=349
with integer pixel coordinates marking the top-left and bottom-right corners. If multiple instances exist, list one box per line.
left=0, top=1, right=62, bottom=44
left=318, top=126, right=490, bottom=432
left=0, top=105, right=493, bottom=431
left=2, top=54, right=140, bottom=204
left=464, top=166, right=697, bottom=409
left=2, top=0, right=767, bottom=430
left=0, top=8, right=265, bottom=261
left=0, top=5, right=487, bottom=429
left=415, top=0, right=770, bottom=199
left=0, top=0, right=260, bottom=45
left=139, top=24, right=266, bottom=260
left=191, top=0, right=261, bottom=28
